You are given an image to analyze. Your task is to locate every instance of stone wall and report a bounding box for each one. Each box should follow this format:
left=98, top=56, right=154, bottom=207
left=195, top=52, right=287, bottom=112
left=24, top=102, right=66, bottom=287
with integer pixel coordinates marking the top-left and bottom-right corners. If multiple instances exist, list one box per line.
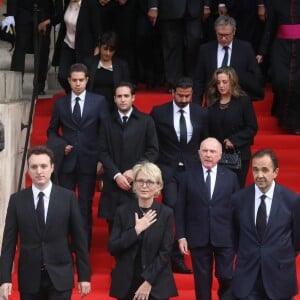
left=0, top=71, right=31, bottom=247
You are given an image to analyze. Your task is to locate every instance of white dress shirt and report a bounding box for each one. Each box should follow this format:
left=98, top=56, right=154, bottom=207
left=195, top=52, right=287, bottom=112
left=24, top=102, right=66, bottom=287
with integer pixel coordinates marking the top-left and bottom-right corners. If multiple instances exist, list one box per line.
left=254, top=181, right=275, bottom=223
left=64, top=0, right=82, bottom=49
left=173, top=102, right=193, bottom=143
left=71, top=90, right=86, bottom=116
left=32, top=182, right=52, bottom=223
left=217, top=41, right=233, bottom=68
left=202, top=165, right=217, bottom=199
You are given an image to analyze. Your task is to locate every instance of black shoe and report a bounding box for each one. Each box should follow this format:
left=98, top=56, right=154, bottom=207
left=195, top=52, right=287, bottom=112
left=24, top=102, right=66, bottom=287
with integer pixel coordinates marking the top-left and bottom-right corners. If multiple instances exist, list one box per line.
left=171, top=260, right=193, bottom=274
left=38, top=90, right=46, bottom=96
left=292, top=128, right=300, bottom=135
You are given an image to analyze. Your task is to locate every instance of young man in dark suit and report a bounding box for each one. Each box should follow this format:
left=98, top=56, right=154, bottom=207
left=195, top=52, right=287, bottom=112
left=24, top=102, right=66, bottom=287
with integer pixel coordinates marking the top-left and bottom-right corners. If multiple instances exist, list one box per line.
left=98, top=82, right=159, bottom=231
left=150, top=77, right=208, bottom=273
left=176, top=137, right=239, bottom=300
left=193, top=15, right=264, bottom=103
left=0, top=145, right=91, bottom=300
left=232, top=149, right=300, bottom=300
left=47, top=63, right=109, bottom=248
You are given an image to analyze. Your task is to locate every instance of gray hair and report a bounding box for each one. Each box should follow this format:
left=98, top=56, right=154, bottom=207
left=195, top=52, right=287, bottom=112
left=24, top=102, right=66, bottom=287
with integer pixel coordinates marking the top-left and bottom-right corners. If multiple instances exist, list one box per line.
left=214, top=15, right=236, bottom=31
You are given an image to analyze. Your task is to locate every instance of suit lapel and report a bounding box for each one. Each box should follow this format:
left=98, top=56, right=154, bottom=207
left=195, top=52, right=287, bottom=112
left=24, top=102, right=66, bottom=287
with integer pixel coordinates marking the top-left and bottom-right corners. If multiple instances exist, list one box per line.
left=212, top=42, right=218, bottom=69
left=23, top=188, right=43, bottom=236
left=166, top=103, right=179, bottom=143
left=45, top=185, right=60, bottom=232
left=264, top=184, right=280, bottom=236
left=81, top=92, right=91, bottom=124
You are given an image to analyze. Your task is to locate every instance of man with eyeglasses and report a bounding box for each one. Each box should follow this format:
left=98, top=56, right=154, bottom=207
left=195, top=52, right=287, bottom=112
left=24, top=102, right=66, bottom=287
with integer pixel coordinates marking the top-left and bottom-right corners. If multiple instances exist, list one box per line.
left=150, top=77, right=208, bottom=274
left=193, top=15, right=264, bottom=104
left=98, top=82, right=159, bottom=233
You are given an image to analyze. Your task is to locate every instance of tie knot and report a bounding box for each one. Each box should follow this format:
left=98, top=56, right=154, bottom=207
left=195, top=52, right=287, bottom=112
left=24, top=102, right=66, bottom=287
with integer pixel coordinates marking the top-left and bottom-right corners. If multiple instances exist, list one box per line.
left=122, top=115, right=128, bottom=124
left=260, top=194, right=266, bottom=201
left=38, top=191, right=44, bottom=199
left=75, top=97, right=80, bottom=103
left=207, top=169, right=211, bottom=173
left=223, top=46, right=229, bottom=51
left=179, top=109, right=185, bottom=115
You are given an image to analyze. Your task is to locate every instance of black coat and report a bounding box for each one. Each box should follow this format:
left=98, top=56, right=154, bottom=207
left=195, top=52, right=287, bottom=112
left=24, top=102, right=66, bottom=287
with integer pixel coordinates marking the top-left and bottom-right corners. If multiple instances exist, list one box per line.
left=150, top=101, right=208, bottom=182
left=98, top=108, right=159, bottom=220
left=193, top=39, right=264, bottom=102
left=109, top=200, right=178, bottom=299
left=52, top=0, right=102, bottom=66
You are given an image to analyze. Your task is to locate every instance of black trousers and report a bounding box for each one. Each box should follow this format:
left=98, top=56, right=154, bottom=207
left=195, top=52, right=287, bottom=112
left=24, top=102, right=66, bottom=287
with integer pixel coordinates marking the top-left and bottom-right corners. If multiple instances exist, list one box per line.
left=160, top=17, right=203, bottom=87
left=20, top=270, right=72, bottom=300
left=59, top=167, right=96, bottom=249
left=12, top=13, right=51, bottom=91
left=191, top=245, right=234, bottom=300
left=237, top=271, right=293, bottom=300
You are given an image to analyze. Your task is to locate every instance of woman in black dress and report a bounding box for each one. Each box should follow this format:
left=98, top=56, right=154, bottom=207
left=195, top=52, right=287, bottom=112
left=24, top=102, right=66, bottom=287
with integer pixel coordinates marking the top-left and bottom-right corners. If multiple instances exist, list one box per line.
left=86, top=31, right=130, bottom=112
left=206, top=67, right=258, bottom=187
left=108, top=162, right=177, bottom=300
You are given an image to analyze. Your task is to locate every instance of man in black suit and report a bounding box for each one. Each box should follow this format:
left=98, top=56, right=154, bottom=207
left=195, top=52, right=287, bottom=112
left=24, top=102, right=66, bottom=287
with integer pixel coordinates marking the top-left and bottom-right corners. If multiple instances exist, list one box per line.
left=47, top=63, right=108, bottom=248
left=149, top=0, right=211, bottom=92
left=2, top=0, right=55, bottom=94
left=150, top=77, right=208, bottom=273
left=176, top=137, right=239, bottom=300
left=98, top=82, right=159, bottom=231
left=193, top=15, right=264, bottom=103
left=0, top=145, right=91, bottom=300
left=232, top=148, right=300, bottom=300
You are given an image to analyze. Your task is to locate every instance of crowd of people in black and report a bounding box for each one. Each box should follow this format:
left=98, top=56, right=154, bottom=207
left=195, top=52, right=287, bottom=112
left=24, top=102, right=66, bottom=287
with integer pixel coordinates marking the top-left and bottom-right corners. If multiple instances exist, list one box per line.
left=1, top=0, right=300, bottom=300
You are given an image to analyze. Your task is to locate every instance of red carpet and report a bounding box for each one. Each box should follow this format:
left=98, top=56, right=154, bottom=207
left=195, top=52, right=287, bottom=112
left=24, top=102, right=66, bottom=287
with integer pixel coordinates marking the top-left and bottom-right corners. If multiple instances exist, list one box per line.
left=11, top=85, right=300, bottom=299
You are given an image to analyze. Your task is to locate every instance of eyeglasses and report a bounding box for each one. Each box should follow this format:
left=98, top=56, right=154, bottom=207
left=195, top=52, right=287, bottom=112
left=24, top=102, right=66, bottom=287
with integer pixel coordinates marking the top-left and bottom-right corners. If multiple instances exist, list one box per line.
left=135, top=179, right=157, bottom=188
left=216, top=33, right=234, bottom=39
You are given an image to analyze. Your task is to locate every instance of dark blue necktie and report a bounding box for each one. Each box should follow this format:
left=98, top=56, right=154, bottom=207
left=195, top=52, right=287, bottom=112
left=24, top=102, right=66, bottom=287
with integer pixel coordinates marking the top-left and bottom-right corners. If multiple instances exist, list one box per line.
left=221, top=46, right=229, bottom=67
left=256, top=194, right=267, bottom=239
left=73, top=97, right=81, bottom=124
left=205, top=170, right=211, bottom=199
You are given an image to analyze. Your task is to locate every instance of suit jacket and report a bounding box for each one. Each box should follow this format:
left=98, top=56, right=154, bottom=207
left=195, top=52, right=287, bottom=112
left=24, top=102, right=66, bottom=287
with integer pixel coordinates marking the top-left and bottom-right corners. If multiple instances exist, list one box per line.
left=98, top=108, right=159, bottom=220
left=0, top=185, right=91, bottom=293
left=232, top=183, right=300, bottom=299
left=208, top=95, right=258, bottom=160
left=52, top=0, right=101, bottom=66
left=152, top=0, right=211, bottom=19
left=175, top=164, right=239, bottom=248
left=47, top=91, right=108, bottom=174
left=150, top=102, right=208, bottom=182
left=86, top=55, right=130, bottom=93
left=109, top=200, right=178, bottom=299
left=193, top=39, right=264, bottom=102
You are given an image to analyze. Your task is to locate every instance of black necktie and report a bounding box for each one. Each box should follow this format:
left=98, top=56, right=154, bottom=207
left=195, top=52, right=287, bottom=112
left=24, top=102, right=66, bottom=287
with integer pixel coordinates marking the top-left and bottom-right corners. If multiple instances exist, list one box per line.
left=122, top=115, right=128, bottom=125
left=36, top=192, right=45, bottom=230
left=256, top=194, right=267, bottom=239
left=205, top=169, right=211, bottom=199
left=221, top=46, right=229, bottom=67
left=179, top=109, right=187, bottom=145
left=73, top=97, right=81, bottom=124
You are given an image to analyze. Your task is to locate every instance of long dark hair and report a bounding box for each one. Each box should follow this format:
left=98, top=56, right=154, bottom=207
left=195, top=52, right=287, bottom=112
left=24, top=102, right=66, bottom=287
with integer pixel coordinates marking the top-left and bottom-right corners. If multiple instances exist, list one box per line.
left=206, top=66, right=245, bottom=107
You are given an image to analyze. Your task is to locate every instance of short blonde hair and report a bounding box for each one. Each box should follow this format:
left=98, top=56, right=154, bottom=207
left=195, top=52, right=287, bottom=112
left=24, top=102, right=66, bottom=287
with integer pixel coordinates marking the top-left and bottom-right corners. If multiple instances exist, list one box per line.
left=132, top=161, right=163, bottom=187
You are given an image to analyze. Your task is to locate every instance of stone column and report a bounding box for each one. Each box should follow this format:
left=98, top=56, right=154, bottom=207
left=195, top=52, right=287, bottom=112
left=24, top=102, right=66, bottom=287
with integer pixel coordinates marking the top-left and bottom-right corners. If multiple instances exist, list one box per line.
left=0, top=71, right=31, bottom=247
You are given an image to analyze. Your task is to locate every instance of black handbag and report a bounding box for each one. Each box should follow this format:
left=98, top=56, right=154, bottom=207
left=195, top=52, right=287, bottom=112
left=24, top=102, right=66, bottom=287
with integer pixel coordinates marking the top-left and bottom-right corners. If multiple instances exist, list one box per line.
left=219, top=149, right=242, bottom=170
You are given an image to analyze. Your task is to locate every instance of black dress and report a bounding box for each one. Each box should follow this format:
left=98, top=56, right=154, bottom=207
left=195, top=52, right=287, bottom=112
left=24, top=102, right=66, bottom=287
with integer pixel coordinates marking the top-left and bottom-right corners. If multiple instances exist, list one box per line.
left=208, top=96, right=258, bottom=187
left=92, top=67, right=115, bottom=111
